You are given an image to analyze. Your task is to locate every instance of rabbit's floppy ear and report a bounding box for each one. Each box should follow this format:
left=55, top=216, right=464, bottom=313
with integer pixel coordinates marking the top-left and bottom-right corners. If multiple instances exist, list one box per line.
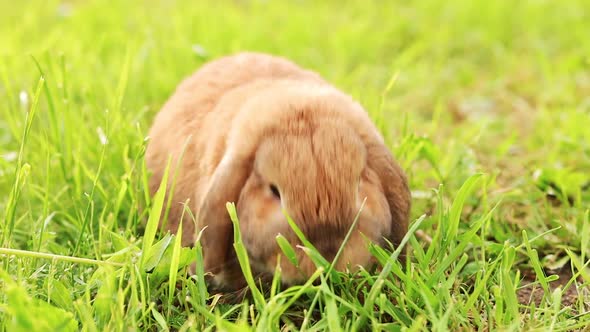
left=366, top=142, right=411, bottom=249
left=196, top=153, right=253, bottom=277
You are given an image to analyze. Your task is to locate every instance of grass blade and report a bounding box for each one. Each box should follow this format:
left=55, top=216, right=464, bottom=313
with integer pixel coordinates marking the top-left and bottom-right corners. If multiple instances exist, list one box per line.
left=445, top=173, right=483, bottom=247
left=141, top=156, right=172, bottom=269
left=167, top=222, right=183, bottom=318
left=2, top=76, right=43, bottom=246
left=227, top=202, right=266, bottom=311
left=276, top=233, right=299, bottom=269
left=353, top=214, right=427, bottom=330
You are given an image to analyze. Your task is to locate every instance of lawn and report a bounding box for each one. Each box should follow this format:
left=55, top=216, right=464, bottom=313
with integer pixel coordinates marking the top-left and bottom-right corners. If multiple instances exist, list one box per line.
left=1, top=0, right=589, bottom=330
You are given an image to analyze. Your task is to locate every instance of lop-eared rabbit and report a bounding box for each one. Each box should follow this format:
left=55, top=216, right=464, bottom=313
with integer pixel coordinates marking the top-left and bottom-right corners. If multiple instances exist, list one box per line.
left=146, top=52, right=410, bottom=290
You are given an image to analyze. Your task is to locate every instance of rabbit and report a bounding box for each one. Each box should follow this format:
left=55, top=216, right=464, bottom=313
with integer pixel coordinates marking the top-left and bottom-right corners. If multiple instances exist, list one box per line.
left=145, top=52, right=411, bottom=291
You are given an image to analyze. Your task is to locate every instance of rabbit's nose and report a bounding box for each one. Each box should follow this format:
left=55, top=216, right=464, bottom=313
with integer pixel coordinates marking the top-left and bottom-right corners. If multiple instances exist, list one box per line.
left=304, top=221, right=350, bottom=261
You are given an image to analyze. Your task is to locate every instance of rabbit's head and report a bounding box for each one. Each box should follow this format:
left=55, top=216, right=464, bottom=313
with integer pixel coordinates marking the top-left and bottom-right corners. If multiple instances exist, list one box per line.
left=197, top=81, right=411, bottom=288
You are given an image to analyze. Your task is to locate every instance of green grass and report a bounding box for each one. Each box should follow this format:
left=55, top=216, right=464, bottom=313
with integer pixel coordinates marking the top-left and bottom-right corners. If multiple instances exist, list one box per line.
left=1, top=0, right=589, bottom=330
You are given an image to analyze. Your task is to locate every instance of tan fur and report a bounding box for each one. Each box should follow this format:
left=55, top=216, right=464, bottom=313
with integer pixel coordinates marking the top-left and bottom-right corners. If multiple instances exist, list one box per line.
left=145, top=52, right=411, bottom=290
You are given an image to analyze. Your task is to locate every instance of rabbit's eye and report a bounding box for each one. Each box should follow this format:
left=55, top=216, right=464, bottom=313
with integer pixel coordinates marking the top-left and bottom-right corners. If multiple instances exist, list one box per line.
left=269, top=184, right=281, bottom=199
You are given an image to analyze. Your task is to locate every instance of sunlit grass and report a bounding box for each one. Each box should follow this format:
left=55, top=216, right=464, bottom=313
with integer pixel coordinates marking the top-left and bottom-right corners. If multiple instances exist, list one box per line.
left=1, top=0, right=589, bottom=330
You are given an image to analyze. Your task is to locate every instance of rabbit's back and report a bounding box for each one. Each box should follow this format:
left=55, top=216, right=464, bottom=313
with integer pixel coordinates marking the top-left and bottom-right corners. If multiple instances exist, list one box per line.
left=145, top=52, right=323, bottom=244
